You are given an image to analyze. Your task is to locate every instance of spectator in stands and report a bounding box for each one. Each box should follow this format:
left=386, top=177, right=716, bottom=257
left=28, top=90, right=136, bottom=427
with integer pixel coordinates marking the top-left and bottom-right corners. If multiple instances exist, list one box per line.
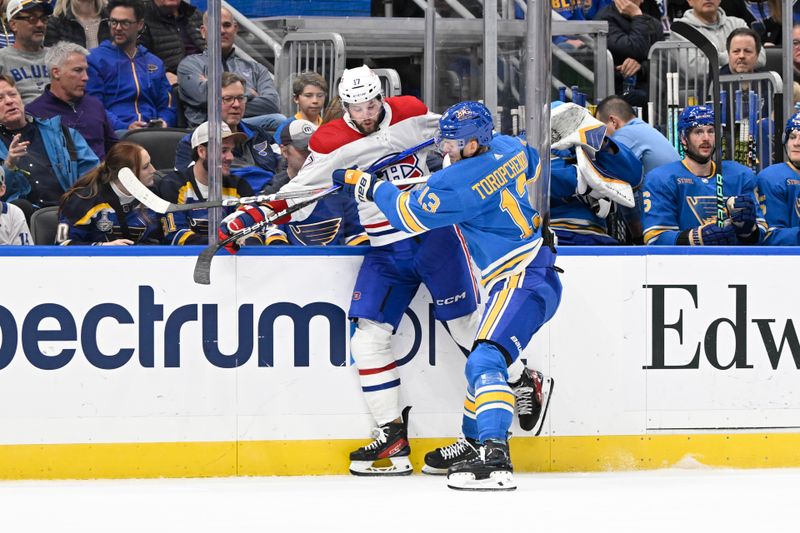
left=140, top=0, right=204, bottom=86
left=0, top=0, right=14, bottom=48
left=44, top=0, right=110, bottom=49
left=596, top=95, right=680, bottom=243
left=28, top=41, right=117, bottom=159
left=86, top=0, right=175, bottom=133
left=262, top=117, right=367, bottom=246
left=57, top=141, right=161, bottom=245
left=720, top=27, right=764, bottom=74
left=291, top=72, right=327, bottom=126
left=670, top=0, right=766, bottom=71
left=0, top=73, right=98, bottom=217
left=642, top=105, right=765, bottom=245
left=158, top=121, right=258, bottom=246
left=0, top=0, right=52, bottom=102
left=175, top=71, right=279, bottom=194
left=757, top=111, right=800, bottom=245
left=598, top=0, right=664, bottom=110
left=177, top=6, right=281, bottom=129
left=0, top=166, right=32, bottom=243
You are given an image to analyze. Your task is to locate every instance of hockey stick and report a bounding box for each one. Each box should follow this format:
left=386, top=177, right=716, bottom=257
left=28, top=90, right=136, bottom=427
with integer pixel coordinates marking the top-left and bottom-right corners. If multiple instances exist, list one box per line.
left=118, top=168, right=427, bottom=214
left=747, top=91, right=760, bottom=171
left=118, top=138, right=435, bottom=214
left=671, top=20, right=724, bottom=227
left=193, top=186, right=339, bottom=285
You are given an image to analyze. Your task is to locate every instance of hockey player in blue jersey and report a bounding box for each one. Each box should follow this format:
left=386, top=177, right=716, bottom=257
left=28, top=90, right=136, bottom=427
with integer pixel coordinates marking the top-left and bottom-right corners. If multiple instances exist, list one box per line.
left=756, top=112, right=800, bottom=245
left=334, top=101, right=563, bottom=491
left=549, top=101, right=643, bottom=244
left=643, top=105, right=766, bottom=245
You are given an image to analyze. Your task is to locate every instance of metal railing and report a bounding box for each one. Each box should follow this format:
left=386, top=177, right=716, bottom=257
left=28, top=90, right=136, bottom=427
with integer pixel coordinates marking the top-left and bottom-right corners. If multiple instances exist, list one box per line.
left=275, top=33, right=346, bottom=117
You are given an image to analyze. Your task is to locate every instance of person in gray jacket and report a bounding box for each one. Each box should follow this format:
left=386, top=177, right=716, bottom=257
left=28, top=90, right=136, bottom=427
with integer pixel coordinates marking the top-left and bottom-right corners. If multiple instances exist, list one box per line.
left=669, top=0, right=766, bottom=74
left=0, top=0, right=51, bottom=102
left=177, top=6, right=283, bottom=129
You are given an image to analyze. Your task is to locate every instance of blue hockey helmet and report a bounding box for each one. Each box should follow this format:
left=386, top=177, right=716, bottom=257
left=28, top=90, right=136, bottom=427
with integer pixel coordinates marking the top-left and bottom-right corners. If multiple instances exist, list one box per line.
left=678, top=105, right=715, bottom=137
left=784, top=111, right=800, bottom=144
left=437, top=101, right=494, bottom=151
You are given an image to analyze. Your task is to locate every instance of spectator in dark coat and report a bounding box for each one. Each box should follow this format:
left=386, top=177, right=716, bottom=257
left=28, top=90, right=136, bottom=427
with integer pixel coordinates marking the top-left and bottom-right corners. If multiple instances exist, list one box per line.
left=44, top=0, right=110, bottom=49
left=598, top=0, right=664, bottom=110
left=140, top=0, right=203, bottom=85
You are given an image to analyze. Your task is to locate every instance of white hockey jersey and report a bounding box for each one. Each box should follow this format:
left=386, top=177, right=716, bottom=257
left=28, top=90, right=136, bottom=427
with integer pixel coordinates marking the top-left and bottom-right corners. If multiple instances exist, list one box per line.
left=0, top=201, right=32, bottom=245
left=280, top=96, right=438, bottom=247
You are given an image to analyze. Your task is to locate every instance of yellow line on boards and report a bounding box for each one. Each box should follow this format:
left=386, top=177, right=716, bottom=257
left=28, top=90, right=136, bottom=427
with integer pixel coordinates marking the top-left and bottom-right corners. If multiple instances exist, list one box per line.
left=1, top=434, right=800, bottom=480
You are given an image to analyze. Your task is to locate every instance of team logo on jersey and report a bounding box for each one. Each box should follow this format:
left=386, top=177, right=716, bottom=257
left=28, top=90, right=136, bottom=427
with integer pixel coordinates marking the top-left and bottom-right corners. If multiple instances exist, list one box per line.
left=352, top=291, right=361, bottom=301
left=96, top=211, right=114, bottom=233
left=147, top=64, right=159, bottom=73
left=253, top=141, right=270, bottom=157
left=289, top=218, right=342, bottom=246
left=686, top=196, right=719, bottom=224
left=372, top=154, right=424, bottom=191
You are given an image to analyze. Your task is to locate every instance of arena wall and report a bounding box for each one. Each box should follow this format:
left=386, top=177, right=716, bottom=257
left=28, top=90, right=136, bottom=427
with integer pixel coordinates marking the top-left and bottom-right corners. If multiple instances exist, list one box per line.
left=1, top=246, right=799, bottom=479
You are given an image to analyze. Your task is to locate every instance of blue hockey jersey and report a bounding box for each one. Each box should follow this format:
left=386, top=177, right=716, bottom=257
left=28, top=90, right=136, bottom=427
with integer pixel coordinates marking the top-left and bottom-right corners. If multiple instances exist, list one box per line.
left=157, top=168, right=255, bottom=245
left=265, top=193, right=368, bottom=246
left=373, top=134, right=553, bottom=289
left=57, top=183, right=161, bottom=245
left=643, top=159, right=767, bottom=245
left=757, top=162, right=800, bottom=245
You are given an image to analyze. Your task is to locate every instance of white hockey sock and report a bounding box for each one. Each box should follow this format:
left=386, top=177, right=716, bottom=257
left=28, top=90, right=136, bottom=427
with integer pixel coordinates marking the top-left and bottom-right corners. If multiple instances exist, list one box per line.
left=351, top=319, right=400, bottom=425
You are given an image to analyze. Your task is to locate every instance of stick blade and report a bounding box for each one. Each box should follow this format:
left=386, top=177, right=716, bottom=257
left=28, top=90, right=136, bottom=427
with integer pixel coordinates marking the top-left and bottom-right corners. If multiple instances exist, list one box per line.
left=193, top=244, right=220, bottom=285
left=118, top=167, right=171, bottom=214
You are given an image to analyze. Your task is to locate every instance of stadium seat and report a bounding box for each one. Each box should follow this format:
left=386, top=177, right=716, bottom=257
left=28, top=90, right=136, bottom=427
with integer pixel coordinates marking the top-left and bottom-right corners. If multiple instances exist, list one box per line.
left=121, top=128, right=191, bottom=171
left=29, top=206, right=59, bottom=245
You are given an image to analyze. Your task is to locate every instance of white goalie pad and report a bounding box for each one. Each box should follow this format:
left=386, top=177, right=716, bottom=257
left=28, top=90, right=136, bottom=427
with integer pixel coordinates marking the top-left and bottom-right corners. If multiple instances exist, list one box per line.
left=575, top=147, right=635, bottom=209
left=550, top=102, right=607, bottom=156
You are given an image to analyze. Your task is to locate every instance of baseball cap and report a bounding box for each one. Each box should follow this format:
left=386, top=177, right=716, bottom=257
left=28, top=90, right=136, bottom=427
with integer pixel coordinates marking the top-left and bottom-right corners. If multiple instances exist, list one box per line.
left=7, top=0, right=52, bottom=20
left=191, top=121, right=247, bottom=149
left=275, top=118, right=316, bottom=150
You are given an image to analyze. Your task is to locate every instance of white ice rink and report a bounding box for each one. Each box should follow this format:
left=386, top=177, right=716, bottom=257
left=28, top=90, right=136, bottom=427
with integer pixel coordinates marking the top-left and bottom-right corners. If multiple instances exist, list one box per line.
left=1, top=468, right=797, bottom=532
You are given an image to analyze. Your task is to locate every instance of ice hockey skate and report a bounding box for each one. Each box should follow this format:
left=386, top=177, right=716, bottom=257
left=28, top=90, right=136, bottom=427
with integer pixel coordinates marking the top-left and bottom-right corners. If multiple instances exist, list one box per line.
left=349, top=406, right=412, bottom=476
left=422, top=436, right=479, bottom=475
left=446, top=439, right=516, bottom=491
left=509, top=367, right=554, bottom=434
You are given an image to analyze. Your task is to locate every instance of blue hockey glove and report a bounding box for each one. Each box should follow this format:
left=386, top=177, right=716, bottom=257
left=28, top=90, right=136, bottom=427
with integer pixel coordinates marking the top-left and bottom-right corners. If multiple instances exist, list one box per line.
left=333, top=167, right=381, bottom=202
left=725, top=195, right=756, bottom=238
left=687, top=222, right=738, bottom=245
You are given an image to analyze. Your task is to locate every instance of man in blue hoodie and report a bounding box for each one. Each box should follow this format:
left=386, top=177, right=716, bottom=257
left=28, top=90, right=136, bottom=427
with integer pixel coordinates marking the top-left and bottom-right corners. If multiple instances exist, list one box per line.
left=86, top=0, right=175, bottom=133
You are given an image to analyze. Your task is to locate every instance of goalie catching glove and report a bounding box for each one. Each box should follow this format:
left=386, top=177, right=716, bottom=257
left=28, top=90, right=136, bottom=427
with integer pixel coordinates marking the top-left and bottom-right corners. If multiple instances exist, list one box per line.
left=333, top=167, right=382, bottom=202
left=217, top=201, right=290, bottom=254
left=550, top=101, right=607, bottom=157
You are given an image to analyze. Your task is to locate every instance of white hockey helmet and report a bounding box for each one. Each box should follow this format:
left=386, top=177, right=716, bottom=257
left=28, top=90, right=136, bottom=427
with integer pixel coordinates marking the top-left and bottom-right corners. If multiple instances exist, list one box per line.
left=338, top=65, right=382, bottom=105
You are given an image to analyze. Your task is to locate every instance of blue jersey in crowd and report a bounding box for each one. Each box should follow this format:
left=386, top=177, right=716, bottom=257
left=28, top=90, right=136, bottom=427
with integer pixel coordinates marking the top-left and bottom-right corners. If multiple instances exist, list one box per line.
left=643, top=160, right=767, bottom=244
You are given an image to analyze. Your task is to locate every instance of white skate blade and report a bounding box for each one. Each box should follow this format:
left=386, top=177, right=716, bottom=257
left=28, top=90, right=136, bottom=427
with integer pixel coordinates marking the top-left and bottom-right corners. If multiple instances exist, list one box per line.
left=532, top=376, right=555, bottom=437
left=349, top=457, right=412, bottom=477
left=447, top=470, right=517, bottom=491
left=421, top=464, right=448, bottom=476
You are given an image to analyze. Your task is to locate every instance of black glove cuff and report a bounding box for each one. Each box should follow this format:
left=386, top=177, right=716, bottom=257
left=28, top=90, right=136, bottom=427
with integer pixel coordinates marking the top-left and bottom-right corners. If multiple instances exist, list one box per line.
left=676, top=228, right=691, bottom=245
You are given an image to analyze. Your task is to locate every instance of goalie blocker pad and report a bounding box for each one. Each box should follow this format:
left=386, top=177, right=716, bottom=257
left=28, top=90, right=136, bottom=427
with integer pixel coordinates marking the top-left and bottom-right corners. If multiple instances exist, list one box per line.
left=575, top=146, right=635, bottom=208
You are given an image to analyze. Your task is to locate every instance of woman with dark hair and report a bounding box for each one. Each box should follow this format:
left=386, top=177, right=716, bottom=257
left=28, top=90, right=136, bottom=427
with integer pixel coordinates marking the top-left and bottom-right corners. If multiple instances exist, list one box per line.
left=56, top=141, right=160, bottom=245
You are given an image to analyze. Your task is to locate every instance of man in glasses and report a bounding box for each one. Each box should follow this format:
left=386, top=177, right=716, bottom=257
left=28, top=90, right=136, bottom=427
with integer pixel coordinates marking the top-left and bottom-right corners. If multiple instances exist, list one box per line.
left=0, top=0, right=52, bottom=103
left=177, top=6, right=282, bottom=130
left=86, top=0, right=175, bottom=133
left=174, top=71, right=279, bottom=193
